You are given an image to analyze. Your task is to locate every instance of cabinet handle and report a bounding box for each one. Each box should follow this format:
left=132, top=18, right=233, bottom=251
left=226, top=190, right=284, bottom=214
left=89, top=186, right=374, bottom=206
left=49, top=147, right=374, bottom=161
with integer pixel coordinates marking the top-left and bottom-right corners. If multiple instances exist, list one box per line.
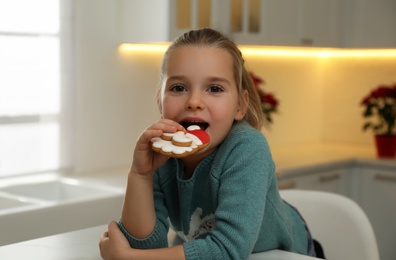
left=319, top=173, right=340, bottom=182
left=374, top=173, right=396, bottom=182
left=278, top=181, right=296, bottom=190
left=301, top=38, right=314, bottom=46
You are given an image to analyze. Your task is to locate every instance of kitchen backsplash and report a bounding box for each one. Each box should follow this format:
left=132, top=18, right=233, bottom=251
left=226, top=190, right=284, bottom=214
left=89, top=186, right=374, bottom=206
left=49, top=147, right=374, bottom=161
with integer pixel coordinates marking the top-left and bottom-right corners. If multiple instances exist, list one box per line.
left=118, top=48, right=396, bottom=149
left=244, top=50, right=396, bottom=147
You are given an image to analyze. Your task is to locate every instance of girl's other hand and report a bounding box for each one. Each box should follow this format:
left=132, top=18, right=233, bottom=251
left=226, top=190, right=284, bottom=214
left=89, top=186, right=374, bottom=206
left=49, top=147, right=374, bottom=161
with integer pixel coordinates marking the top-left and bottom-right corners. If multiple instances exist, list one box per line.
left=99, top=221, right=133, bottom=260
left=131, top=119, right=184, bottom=176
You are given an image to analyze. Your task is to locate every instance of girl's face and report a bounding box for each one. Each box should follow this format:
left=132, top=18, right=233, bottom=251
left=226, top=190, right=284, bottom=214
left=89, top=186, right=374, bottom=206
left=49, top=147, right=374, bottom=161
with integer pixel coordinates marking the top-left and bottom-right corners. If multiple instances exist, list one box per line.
left=160, top=46, right=247, bottom=156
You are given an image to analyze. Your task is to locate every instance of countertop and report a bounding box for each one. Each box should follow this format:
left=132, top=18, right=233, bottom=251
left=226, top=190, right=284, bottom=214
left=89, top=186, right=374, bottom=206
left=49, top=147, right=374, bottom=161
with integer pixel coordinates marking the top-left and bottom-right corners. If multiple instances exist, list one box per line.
left=271, top=142, right=396, bottom=175
left=0, top=225, right=320, bottom=260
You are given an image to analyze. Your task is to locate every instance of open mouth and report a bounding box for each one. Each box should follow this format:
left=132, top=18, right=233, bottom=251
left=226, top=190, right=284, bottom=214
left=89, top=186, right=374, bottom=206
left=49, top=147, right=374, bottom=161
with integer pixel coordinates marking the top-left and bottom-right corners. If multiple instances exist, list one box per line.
left=180, top=121, right=209, bottom=131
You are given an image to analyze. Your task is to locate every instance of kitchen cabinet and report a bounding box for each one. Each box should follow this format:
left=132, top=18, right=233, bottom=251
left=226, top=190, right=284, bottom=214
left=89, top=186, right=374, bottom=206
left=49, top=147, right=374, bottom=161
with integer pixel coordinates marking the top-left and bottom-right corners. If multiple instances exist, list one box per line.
left=357, top=167, right=396, bottom=260
left=240, top=0, right=343, bottom=47
left=277, top=168, right=351, bottom=197
left=119, top=0, right=343, bottom=47
left=119, top=0, right=396, bottom=48
left=344, top=0, right=396, bottom=48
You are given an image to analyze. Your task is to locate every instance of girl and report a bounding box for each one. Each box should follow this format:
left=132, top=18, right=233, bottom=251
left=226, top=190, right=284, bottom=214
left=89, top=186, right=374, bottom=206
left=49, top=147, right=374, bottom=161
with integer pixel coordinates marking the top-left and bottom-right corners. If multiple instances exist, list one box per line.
left=99, top=28, right=315, bottom=259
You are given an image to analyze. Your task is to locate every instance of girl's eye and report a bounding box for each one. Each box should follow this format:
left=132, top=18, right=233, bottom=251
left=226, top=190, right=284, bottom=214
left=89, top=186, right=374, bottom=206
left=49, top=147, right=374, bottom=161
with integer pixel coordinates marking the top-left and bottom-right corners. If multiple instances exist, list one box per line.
left=208, top=85, right=223, bottom=93
left=170, top=84, right=187, bottom=92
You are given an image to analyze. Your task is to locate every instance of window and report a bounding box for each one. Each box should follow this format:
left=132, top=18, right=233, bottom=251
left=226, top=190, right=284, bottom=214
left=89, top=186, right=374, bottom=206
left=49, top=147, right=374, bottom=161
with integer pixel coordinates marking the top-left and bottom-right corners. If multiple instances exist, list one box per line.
left=0, top=0, right=73, bottom=177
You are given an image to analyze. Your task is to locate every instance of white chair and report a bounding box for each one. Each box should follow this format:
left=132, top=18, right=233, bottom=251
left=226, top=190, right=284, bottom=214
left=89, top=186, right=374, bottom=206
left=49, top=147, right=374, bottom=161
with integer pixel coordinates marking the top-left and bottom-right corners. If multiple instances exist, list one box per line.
left=280, top=190, right=380, bottom=260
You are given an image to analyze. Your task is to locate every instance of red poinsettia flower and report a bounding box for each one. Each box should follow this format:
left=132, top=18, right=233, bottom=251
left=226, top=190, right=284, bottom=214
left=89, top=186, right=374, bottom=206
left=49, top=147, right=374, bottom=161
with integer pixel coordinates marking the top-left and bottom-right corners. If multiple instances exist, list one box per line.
left=361, top=83, right=396, bottom=136
left=249, top=72, right=265, bottom=87
left=263, top=93, right=279, bottom=107
left=249, top=72, right=279, bottom=125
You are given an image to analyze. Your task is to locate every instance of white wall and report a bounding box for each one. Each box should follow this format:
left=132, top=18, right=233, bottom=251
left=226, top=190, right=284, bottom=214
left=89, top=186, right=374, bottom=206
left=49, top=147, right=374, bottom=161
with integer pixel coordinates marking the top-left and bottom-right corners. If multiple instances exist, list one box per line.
left=244, top=54, right=323, bottom=148
left=73, top=0, right=161, bottom=174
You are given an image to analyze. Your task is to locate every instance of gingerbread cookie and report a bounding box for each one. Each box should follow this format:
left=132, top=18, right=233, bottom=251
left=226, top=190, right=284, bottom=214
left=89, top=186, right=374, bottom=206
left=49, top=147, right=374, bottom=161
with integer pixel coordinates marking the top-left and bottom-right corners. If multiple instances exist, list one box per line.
left=151, top=125, right=210, bottom=158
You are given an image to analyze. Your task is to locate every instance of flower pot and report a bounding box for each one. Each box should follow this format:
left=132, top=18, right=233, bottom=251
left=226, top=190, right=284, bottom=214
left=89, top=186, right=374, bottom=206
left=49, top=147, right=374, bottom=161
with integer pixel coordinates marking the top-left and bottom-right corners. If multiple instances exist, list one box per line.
left=375, top=135, right=396, bottom=158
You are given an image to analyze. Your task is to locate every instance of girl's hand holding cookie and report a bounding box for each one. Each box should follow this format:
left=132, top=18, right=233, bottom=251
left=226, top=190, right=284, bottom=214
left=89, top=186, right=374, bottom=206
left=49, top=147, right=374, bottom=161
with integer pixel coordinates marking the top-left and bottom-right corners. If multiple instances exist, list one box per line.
left=131, top=119, right=185, bottom=176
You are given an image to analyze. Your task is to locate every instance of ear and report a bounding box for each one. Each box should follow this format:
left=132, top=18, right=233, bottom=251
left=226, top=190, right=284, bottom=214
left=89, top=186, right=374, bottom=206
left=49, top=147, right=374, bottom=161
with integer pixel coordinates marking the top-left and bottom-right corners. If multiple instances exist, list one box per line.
left=235, top=89, right=249, bottom=120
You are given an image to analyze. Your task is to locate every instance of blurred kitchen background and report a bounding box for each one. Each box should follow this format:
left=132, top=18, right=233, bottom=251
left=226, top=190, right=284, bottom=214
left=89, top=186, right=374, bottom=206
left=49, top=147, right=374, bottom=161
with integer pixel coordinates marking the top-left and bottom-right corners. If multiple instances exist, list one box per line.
left=1, top=0, right=396, bottom=258
left=1, top=0, right=395, bottom=176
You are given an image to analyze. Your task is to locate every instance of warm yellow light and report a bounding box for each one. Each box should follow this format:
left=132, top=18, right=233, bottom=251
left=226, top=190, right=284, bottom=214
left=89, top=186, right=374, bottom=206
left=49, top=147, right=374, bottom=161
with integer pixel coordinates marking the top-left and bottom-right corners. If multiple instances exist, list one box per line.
left=240, top=46, right=396, bottom=58
left=119, top=43, right=396, bottom=58
left=119, top=43, right=169, bottom=53
left=320, top=49, right=396, bottom=58
left=239, top=46, right=331, bottom=57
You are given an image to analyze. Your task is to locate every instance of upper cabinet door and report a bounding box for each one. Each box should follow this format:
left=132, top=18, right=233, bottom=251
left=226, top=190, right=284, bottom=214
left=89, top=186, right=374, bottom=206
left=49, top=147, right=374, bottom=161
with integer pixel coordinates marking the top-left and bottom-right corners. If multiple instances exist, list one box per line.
left=300, top=0, right=343, bottom=47
left=228, top=0, right=303, bottom=46
left=344, top=0, right=396, bottom=48
left=234, top=0, right=343, bottom=47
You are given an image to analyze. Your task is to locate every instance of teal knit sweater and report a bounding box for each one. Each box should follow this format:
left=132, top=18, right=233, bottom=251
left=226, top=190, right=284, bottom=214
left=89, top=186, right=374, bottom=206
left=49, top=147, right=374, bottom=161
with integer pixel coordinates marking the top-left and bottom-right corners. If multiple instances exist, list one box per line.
left=119, top=120, right=311, bottom=259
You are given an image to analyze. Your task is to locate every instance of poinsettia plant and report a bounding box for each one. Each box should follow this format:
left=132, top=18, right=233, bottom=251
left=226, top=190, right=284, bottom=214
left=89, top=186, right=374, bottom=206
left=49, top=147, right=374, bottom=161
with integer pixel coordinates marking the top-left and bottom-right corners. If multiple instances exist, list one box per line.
left=249, top=72, right=279, bottom=125
left=361, top=83, right=396, bottom=136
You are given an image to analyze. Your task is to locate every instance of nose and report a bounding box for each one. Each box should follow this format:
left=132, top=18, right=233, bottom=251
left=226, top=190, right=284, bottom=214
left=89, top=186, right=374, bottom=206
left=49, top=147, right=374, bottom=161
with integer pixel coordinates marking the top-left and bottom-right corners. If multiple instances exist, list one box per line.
left=186, top=90, right=204, bottom=110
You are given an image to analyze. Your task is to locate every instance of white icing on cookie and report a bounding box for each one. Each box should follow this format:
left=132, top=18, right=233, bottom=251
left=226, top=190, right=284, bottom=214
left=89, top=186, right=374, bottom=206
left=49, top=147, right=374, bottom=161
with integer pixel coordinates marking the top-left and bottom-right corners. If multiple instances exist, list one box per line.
left=172, top=146, right=194, bottom=154
left=187, top=125, right=201, bottom=131
left=151, top=127, right=208, bottom=157
left=172, top=132, right=193, bottom=144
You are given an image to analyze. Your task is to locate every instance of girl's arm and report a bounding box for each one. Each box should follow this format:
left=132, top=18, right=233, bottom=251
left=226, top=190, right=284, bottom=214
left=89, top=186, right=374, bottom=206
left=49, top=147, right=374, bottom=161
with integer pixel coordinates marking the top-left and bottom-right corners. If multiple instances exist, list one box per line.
left=121, top=119, right=184, bottom=238
left=99, top=119, right=186, bottom=259
left=121, top=170, right=156, bottom=238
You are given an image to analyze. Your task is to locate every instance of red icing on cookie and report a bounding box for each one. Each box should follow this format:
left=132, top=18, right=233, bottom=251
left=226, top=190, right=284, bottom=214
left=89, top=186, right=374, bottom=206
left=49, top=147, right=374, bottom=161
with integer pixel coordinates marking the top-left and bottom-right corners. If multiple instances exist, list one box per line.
left=187, top=129, right=210, bottom=144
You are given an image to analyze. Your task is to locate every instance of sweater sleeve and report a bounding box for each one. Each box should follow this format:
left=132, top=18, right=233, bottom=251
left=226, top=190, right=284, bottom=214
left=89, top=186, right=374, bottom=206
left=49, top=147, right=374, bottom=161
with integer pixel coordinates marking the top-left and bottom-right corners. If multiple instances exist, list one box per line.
left=183, top=125, right=274, bottom=259
left=118, top=172, right=171, bottom=249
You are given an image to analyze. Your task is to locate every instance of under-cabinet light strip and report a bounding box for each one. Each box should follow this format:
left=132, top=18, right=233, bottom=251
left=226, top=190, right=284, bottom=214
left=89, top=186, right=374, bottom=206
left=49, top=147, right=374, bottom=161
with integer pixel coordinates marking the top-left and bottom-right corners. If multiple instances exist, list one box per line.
left=119, top=43, right=396, bottom=58
left=119, top=43, right=168, bottom=52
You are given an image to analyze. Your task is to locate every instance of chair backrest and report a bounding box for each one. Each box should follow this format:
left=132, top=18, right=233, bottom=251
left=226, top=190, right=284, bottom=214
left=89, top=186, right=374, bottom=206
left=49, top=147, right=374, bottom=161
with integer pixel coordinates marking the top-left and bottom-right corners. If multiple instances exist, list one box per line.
left=280, top=190, right=380, bottom=260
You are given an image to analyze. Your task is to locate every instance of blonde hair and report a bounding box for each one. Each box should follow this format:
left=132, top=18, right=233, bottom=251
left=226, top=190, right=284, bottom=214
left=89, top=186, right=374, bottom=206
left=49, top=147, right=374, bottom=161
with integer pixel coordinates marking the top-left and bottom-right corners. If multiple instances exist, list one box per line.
left=158, top=28, right=264, bottom=130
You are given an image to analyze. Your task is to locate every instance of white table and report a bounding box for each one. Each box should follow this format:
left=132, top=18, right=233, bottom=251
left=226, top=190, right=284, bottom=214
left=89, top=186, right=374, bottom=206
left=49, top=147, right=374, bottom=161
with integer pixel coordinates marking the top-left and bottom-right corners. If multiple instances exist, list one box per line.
left=0, top=225, right=319, bottom=260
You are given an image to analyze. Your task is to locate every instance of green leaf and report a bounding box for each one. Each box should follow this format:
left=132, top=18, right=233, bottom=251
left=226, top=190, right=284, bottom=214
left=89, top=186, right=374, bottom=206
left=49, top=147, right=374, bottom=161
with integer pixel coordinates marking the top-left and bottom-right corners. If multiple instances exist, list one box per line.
left=362, top=122, right=372, bottom=131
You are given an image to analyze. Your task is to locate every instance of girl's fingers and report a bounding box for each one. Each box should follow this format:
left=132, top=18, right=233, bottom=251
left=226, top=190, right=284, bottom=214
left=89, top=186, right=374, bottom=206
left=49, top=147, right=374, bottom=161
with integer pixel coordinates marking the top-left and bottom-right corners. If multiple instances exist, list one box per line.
left=131, top=119, right=184, bottom=175
left=138, top=119, right=185, bottom=144
left=107, top=221, right=121, bottom=238
left=139, top=129, right=163, bottom=143
left=147, top=119, right=185, bottom=133
left=107, top=221, right=131, bottom=246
